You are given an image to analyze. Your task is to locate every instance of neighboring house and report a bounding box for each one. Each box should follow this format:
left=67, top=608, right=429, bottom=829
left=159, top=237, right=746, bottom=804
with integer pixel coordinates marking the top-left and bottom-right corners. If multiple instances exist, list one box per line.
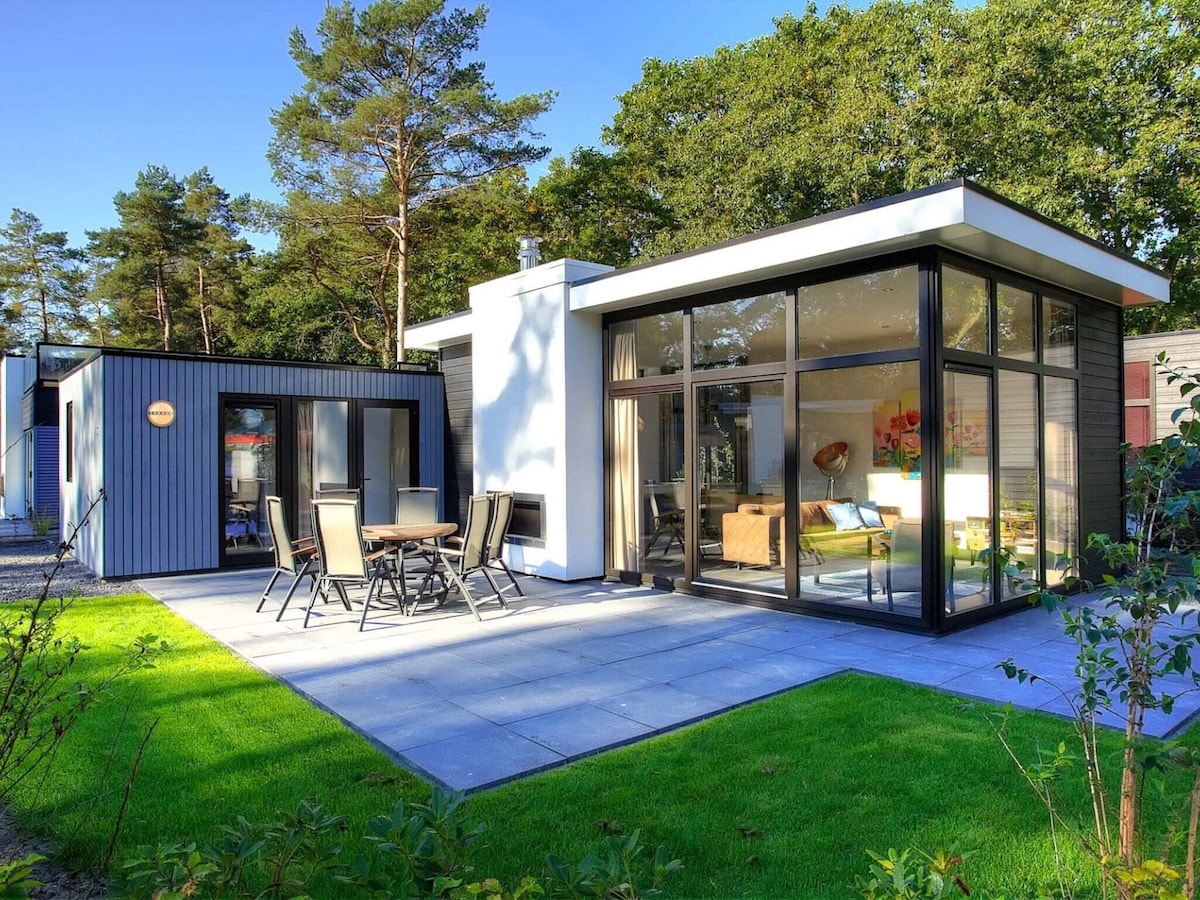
left=409, top=179, right=1170, bottom=634
left=56, top=347, right=444, bottom=579
left=1123, top=330, right=1200, bottom=449
left=0, top=345, right=97, bottom=531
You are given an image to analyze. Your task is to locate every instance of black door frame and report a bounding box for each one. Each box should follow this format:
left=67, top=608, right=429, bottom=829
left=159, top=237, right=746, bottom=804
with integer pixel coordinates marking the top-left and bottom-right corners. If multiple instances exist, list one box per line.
left=218, top=394, right=290, bottom=569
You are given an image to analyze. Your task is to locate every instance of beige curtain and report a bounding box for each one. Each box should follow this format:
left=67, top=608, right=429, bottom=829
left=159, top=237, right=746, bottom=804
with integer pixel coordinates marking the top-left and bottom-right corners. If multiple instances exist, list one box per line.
left=610, top=324, right=640, bottom=570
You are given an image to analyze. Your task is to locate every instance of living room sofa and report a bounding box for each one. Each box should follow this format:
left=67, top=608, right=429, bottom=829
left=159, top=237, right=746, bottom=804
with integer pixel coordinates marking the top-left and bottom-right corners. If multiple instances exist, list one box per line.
left=721, top=499, right=900, bottom=567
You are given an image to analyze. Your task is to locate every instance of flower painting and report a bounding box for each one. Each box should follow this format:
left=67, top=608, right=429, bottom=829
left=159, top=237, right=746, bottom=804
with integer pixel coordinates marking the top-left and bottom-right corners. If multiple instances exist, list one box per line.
left=874, top=393, right=921, bottom=474
left=945, top=400, right=987, bottom=464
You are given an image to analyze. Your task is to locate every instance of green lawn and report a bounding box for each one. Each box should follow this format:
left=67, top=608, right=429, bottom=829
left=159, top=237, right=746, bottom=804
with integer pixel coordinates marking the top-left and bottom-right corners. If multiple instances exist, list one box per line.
left=7, top=592, right=1193, bottom=897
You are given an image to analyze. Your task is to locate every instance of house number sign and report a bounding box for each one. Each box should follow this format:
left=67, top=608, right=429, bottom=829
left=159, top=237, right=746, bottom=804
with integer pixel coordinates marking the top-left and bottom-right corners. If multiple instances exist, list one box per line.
left=147, top=400, right=176, bottom=428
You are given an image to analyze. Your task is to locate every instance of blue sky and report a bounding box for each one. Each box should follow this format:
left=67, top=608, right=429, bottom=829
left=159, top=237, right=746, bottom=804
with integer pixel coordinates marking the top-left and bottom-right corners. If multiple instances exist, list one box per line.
left=0, top=0, right=816, bottom=251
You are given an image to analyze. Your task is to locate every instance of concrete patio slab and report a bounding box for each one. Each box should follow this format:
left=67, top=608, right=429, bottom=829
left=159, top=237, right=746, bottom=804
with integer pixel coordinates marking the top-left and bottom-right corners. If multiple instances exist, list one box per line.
left=136, top=569, right=1200, bottom=792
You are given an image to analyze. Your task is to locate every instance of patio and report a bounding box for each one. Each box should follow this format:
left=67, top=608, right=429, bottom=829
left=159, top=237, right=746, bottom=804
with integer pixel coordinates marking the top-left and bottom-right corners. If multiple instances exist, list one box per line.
left=137, top=570, right=1200, bottom=792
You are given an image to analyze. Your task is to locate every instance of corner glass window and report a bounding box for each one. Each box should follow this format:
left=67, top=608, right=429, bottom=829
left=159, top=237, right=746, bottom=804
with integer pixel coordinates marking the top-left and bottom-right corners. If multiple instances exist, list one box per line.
left=997, top=283, right=1036, bottom=362
left=1043, top=299, right=1077, bottom=368
left=797, top=266, right=919, bottom=358
left=693, top=291, right=786, bottom=369
left=609, top=312, right=685, bottom=381
left=943, top=267, right=990, bottom=354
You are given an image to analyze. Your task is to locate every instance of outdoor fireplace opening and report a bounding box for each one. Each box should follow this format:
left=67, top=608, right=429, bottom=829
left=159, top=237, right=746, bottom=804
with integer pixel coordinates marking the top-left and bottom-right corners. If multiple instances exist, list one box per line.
left=508, top=493, right=546, bottom=547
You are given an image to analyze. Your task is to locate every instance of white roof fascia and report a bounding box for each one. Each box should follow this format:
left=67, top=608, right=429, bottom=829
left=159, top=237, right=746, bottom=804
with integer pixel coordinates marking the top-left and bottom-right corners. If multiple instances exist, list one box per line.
left=569, top=184, right=1169, bottom=313
left=406, top=311, right=473, bottom=351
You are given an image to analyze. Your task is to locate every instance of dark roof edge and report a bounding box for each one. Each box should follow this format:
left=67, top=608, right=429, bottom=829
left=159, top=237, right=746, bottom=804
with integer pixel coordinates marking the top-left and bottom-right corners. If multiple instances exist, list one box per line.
left=49, top=343, right=440, bottom=380
left=571, top=178, right=1165, bottom=289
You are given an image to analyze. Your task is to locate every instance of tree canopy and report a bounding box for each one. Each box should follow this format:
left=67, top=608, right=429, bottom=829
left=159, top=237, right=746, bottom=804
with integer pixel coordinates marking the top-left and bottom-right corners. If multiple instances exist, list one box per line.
left=0, top=210, right=89, bottom=353
left=268, top=0, right=554, bottom=363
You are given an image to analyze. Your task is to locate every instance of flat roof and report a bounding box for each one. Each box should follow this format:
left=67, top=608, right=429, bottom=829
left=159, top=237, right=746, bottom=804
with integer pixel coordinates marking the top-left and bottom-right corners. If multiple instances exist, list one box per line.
left=569, top=180, right=1169, bottom=314
left=407, top=180, right=1171, bottom=351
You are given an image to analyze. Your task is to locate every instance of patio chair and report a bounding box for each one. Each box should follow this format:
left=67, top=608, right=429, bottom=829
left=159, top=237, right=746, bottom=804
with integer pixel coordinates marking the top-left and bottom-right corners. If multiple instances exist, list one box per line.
left=257, top=496, right=319, bottom=620
left=394, top=486, right=443, bottom=597
left=305, top=498, right=403, bottom=631
left=427, top=493, right=506, bottom=621
left=646, top=487, right=685, bottom=556
left=484, top=490, right=525, bottom=598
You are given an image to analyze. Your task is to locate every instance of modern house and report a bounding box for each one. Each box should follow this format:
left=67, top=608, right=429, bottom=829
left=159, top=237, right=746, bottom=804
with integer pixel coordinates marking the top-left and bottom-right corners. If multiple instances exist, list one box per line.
left=0, top=345, right=98, bottom=530
left=1124, top=330, right=1200, bottom=449
left=56, top=348, right=444, bottom=579
left=408, top=180, right=1170, bottom=633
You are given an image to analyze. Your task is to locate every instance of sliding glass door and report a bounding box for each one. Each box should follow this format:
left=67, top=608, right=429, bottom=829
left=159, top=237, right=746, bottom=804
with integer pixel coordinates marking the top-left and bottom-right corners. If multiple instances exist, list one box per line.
left=220, top=398, right=279, bottom=565
left=610, top=391, right=686, bottom=581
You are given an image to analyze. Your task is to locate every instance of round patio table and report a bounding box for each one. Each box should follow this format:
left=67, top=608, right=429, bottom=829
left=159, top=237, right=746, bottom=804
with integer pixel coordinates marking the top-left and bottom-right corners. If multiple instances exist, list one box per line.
left=361, top=522, right=457, bottom=543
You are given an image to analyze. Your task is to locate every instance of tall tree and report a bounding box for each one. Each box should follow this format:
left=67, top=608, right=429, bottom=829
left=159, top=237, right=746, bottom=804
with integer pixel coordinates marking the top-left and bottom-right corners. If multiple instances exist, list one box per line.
left=89, top=166, right=204, bottom=351
left=0, top=209, right=88, bottom=351
left=183, top=168, right=254, bottom=354
left=269, top=0, right=554, bottom=364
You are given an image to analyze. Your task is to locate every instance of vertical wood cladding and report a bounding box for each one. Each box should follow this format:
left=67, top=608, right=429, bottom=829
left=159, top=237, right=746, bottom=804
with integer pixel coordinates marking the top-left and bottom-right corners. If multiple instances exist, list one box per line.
left=440, top=341, right=473, bottom=528
left=63, top=354, right=445, bottom=578
left=1078, top=300, right=1123, bottom=581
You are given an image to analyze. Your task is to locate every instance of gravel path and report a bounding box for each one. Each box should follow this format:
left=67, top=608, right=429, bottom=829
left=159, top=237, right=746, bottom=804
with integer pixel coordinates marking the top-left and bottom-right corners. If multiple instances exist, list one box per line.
left=0, top=540, right=135, bottom=603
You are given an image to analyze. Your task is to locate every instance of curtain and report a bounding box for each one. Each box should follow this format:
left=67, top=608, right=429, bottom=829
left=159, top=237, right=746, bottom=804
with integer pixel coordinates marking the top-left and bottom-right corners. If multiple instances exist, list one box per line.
left=610, top=324, right=640, bottom=571
left=296, top=401, right=314, bottom=538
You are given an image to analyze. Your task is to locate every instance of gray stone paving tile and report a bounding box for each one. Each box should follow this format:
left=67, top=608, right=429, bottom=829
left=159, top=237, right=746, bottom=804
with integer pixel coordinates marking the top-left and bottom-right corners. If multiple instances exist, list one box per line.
left=399, top=653, right=527, bottom=699
left=726, top=652, right=844, bottom=684
left=903, top=639, right=1006, bottom=669
left=508, top=704, right=653, bottom=757
left=593, top=684, right=728, bottom=729
left=451, top=641, right=594, bottom=680
left=557, top=636, right=651, bottom=664
left=401, top=723, right=565, bottom=791
left=455, top=666, right=655, bottom=725
left=669, top=667, right=798, bottom=705
left=936, top=626, right=1057, bottom=653
left=783, top=640, right=893, bottom=668
left=605, top=638, right=765, bottom=682
left=860, top=653, right=976, bottom=687
left=366, top=699, right=499, bottom=750
left=840, top=627, right=939, bottom=652
left=939, top=666, right=1064, bottom=709
left=723, top=626, right=827, bottom=652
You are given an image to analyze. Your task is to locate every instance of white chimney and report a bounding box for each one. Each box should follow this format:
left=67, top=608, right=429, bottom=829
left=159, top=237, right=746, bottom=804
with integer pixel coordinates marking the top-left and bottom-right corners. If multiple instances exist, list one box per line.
left=517, top=236, right=542, bottom=271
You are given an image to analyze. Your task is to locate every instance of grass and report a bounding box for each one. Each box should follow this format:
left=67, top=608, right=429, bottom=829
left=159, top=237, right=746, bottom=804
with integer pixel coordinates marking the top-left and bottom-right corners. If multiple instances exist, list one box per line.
left=7, top=591, right=1198, bottom=897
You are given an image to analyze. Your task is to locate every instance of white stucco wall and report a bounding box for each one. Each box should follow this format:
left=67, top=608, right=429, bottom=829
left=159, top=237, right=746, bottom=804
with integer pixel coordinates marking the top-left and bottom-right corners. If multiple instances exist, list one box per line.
left=0, top=356, right=27, bottom=519
left=469, top=259, right=614, bottom=580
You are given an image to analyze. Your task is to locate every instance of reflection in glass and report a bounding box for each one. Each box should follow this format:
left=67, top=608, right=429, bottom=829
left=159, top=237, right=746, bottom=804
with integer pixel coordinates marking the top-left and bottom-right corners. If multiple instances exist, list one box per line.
left=997, top=283, right=1036, bottom=361
left=1043, top=299, right=1077, bottom=368
left=224, top=404, right=277, bottom=556
left=696, top=381, right=785, bottom=593
left=943, top=267, right=990, bottom=354
left=798, top=362, right=922, bottom=617
left=296, top=400, right=350, bottom=538
left=945, top=370, right=992, bottom=614
left=361, top=407, right=412, bottom=525
left=609, top=312, right=685, bottom=380
left=997, top=371, right=1040, bottom=599
left=693, top=292, right=786, bottom=369
left=797, top=266, right=918, bottom=358
left=1044, top=377, right=1078, bottom=586
left=610, top=392, right=685, bottom=579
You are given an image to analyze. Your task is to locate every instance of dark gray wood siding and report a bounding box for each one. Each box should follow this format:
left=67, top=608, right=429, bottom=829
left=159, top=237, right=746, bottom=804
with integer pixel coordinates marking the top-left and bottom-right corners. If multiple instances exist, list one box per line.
left=65, top=355, right=444, bottom=578
left=441, top=341, right=473, bottom=528
left=1077, top=300, right=1123, bottom=580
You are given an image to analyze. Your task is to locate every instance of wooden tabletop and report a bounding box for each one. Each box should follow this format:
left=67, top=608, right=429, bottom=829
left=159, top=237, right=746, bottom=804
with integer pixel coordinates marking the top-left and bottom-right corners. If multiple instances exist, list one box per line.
left=361, top=522, right=457, bottom=543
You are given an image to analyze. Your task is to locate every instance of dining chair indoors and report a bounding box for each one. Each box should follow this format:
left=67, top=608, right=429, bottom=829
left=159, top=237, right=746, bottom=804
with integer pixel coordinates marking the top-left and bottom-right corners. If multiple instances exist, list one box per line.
left=306, top=498, right=403, bottom=631
left=257, top=496, right=319, bottom=620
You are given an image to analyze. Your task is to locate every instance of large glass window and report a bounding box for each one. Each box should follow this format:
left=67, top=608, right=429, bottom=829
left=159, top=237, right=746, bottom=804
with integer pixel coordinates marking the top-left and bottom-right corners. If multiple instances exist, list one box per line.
left=797, top=362, right=923, bottom=617
left=223, top=403, right=277, bottom=557
left=609, top=312, right=685, bottom=380
left=1043, top=299, right=1077, bottom=368
left=693, top=291, right=786, bottom=369
left=1044, top=377, right=1078, bottom=585
left=997, top=371, right=1040, bottom=599
left=997, top=283, right=1036, bottom=362
left=610, top=392, right=685, bottom=579
left=797, top=266, right=919, bottom=358
left=296, top=400, right=349, bottom=538
left=943, top=267, right=990, bottom=354
left=945, top=370, right=992, bottom=615
left=696, top=381, right=785, bottom=593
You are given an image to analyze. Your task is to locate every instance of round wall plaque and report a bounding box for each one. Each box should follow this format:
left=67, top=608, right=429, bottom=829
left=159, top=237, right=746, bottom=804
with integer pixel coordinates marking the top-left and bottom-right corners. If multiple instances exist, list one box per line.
left=147, top=400, right=176, bottom=428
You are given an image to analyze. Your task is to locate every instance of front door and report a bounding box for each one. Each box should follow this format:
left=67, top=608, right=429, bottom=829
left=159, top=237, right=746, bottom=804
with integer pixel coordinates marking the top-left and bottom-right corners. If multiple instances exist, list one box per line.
left=220, top=397, right=280, bottom=567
